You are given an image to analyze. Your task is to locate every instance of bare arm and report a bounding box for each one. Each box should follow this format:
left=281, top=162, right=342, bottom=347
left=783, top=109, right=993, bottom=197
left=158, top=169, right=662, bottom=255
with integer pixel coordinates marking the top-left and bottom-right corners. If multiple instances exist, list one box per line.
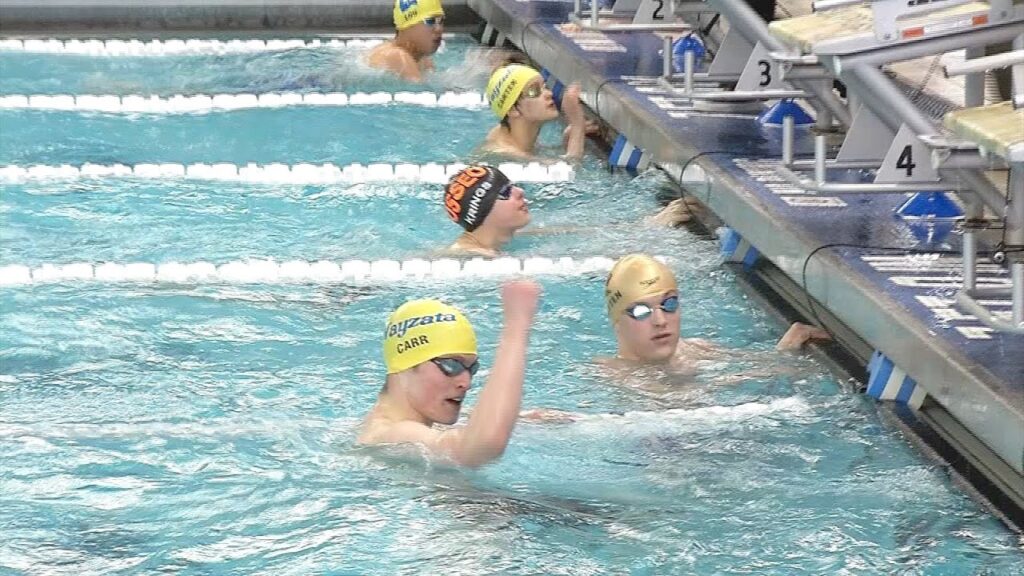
left=560, top=84, right=587, bottom=160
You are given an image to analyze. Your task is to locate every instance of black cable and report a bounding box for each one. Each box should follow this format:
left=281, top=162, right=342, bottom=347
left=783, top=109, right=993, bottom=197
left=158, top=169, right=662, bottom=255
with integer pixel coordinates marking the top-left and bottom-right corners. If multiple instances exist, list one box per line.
left=798, top=242, right=1021, bottom=342
left=699, top=14, right=720, bottom=38
left=520, top=19, right=541, bottom=51
left=594, top=76, right=627, bottom=121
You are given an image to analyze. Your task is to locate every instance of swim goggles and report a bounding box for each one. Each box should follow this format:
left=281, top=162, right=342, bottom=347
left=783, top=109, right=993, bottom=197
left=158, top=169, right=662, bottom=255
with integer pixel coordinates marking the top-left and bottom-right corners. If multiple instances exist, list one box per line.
left=625, top=295, right=679, bottom=321
left=431, top=357, right=480, bottom=377
left=497, top=182, right=514, bottom=200
left=423, top=16, right=445, bottom=28
left=520, top=82, right=544, bottom=99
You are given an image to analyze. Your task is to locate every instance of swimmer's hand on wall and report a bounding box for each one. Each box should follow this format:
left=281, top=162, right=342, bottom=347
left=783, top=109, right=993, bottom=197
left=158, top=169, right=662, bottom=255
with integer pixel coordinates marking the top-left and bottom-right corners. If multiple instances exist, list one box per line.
left=647, top=197, right=703, bottom=228
left=775, top=322, right=832, bottom=352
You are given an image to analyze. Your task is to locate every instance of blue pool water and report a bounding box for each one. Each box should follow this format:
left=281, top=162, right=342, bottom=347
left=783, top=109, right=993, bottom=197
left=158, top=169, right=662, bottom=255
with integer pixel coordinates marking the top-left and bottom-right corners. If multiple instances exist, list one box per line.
left=1, top=36, right=1023, bottom=575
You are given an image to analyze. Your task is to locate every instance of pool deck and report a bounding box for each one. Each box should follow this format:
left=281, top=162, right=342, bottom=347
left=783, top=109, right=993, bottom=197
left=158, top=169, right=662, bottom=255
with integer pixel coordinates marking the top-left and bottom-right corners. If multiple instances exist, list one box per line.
left=468, top=0, right=1024, bottom=518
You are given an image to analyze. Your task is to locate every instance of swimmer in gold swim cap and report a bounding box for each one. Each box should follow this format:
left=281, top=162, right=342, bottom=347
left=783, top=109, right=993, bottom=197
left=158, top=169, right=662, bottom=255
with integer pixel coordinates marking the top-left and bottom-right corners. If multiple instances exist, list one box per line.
left=367, top=0, right=445, bottom=82
left=481, top=62, right=591, bottom=160
left=603, top=254, right=831, bottom=367
left=358, top=280, right=541, bottom=468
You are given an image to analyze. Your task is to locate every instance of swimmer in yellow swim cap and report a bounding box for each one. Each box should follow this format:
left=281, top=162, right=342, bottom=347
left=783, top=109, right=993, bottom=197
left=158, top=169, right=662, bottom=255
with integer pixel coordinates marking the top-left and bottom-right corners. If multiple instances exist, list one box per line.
left=367, top=0, right=445, bottom=82
left=481, top=61, right=591, bottom=160
left=358, top=280, right=541, bottom=468
left=603, top=254, right=831, bottom=367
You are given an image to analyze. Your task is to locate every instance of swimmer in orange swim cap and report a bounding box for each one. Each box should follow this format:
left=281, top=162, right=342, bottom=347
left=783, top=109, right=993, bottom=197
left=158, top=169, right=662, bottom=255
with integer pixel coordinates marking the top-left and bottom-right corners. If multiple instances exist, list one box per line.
left=358, top=280, right=541, bottom=468
left=367, top=0, right=445, bottom=82
left=481, top=62, right=591, bottom=160
left=603, top=254, right=831, bottom=367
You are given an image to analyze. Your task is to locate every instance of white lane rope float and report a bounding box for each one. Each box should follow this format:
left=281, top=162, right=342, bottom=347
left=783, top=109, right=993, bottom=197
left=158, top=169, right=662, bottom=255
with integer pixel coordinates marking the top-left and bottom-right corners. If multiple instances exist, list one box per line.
left=0, top=162, right=575, bottom=185
left=0, top=38, right=388, bottom=56
left=0, top=92, right=487, bottom=113
left=0, top=256, right=636, bottom=287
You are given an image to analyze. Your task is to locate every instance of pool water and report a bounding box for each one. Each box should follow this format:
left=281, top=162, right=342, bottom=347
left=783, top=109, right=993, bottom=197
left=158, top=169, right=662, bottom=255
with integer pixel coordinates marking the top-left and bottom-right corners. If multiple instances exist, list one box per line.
left=1, top=35, right=1022, bottom=575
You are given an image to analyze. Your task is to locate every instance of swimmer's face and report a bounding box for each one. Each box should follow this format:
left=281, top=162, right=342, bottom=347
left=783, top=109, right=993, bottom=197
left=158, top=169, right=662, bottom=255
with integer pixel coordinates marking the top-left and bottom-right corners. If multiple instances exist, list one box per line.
left=614, top=291, right=680, bottom=362
left=408, top=353, right=477, bottom=425
left=484, top=184, right=530, bottom=232
left=509, top=78, right=558, bottom=123
left=404, top=18, right=444, bottom=55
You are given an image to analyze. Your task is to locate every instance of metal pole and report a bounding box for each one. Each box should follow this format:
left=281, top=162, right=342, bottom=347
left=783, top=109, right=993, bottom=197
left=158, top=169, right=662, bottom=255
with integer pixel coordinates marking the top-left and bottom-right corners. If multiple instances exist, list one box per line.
left=837, top=22, right=1024, bottom=71
left=845, top=65, right=938, bottom=136
left=945, top=48, right=1024, bottom=77
left=685, top=49, right=695, bottom=95
left=816, top=81, right=833, bottom=130
left=1014, top=33, right=1024, bottom=108
left=663, top=35, right=672, bottom=79
left=964, top=46, right=986, bottom=107
left=783, top=115, right=794, bottom=165
left=962, top=230, right=977, bottom=291
left=1007, top=166, right=1024, bottom=246
left=815, top=135, right=827, bottom=184
left=1013, top=262, right=1024, bottom=326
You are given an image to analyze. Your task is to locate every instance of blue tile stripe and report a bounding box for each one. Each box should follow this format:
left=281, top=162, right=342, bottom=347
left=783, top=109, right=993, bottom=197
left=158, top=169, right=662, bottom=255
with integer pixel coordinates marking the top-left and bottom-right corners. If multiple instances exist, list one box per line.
left=608, top=134, right=648, bottom=175
left=867, top=350, right=926, bottom=408
left=719, top=227, right=760, bottom=269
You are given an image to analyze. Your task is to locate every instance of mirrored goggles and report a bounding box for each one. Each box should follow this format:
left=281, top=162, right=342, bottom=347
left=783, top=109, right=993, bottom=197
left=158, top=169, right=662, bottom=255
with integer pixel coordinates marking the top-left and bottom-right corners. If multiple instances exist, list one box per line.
left=625, top=296, right=680, bottom=321
left=521, top=83, right=544, bottom=99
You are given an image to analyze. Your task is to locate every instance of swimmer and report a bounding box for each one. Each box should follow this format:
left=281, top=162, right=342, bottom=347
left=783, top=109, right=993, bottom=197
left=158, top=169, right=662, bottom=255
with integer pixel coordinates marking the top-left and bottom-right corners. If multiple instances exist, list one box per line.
left=440, top=165, right=711, bottom=257
left=602, top=254, right=831, bottom=369
left=519, top=255, right=831, bottom=422
left=481, top=63, right=590, bottom=160
left=367, top=0, right=445, bottom=82
left=358, top=280, right=541, bottom=468
left=442, top=165, right=531, bottom=257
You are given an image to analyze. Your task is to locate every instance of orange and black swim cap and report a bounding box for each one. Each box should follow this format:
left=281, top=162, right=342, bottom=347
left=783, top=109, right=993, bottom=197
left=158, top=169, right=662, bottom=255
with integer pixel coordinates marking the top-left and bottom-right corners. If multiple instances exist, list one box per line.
left=443, top=165, right=512, bottom=232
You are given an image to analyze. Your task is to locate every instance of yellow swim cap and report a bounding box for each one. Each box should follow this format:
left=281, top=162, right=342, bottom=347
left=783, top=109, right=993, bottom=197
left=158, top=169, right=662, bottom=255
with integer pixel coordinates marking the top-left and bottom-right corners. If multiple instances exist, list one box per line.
left=383, top=299, right=477, bottom=374
left=486, top=64, right=542, bottom=119
left=393, top=0, right=445, bottom=30
left=605, top=254, right=678, bottom=323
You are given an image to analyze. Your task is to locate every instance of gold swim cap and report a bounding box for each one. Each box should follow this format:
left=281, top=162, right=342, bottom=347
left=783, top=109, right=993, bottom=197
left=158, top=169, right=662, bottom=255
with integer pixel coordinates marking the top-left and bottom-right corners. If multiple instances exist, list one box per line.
left=383, top=299, right=477, bottom=374
left=486, top=64, right=542, bottom=119
left=605, top=254, right=678, bottom=323
left=393, top=0, right=444, bottom=30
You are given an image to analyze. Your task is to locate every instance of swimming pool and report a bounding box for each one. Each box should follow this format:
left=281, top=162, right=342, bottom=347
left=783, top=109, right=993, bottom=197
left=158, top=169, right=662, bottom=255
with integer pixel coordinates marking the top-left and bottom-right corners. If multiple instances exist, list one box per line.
left=1, top=35, right=1022, bottom=574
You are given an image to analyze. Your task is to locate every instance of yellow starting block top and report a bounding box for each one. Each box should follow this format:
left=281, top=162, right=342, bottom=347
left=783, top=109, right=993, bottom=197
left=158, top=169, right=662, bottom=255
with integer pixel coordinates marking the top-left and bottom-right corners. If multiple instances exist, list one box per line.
left=769, top=1, right=994, bottom=53
left=944, top=101, right=1024, bottom=161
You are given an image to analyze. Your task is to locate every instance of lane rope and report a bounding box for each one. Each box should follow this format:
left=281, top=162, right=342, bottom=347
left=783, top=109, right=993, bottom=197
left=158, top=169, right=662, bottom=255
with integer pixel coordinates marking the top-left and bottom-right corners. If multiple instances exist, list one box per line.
left=0, top=256, right=636, bottom=286
left=0, top=91, right=486, bottom=113
left=0, top=161, right=575, bottom=185
left=0, top=38, right=387, bottom=56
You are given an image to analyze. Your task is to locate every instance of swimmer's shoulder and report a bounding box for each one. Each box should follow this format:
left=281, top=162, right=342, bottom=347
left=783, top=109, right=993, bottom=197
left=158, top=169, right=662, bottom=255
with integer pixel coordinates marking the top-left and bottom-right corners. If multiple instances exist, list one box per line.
left=367, top=43, right=422, bottom=81
left=357, top=416, right=438, bottom=446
